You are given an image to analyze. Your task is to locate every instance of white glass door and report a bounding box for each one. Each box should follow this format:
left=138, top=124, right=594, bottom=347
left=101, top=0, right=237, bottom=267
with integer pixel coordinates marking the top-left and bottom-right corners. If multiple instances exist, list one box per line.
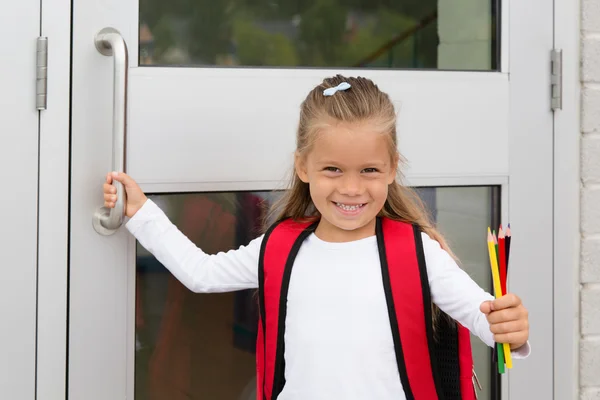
left=69, top=0, right=554, bottom=399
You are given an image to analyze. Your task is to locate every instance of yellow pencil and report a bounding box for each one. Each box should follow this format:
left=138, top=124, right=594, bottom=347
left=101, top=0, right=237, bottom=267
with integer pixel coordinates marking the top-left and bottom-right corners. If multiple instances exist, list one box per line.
left=487, top=228, right=513, bottom=369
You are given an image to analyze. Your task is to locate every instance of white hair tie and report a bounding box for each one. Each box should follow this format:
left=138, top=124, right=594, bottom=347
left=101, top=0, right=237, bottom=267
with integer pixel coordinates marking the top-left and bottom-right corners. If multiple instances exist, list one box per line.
left=323, top=82, right=351, bottom=96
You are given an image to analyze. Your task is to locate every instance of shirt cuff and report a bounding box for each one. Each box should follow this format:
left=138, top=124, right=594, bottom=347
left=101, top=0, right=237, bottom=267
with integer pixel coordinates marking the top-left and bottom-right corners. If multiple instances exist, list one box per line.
left=125, top=198, right=166, bottom=235
left=510, top=341, right=531, bottom=359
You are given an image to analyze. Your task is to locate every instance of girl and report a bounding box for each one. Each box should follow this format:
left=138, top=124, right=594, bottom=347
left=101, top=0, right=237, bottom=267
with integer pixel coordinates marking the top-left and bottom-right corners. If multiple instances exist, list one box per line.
left=103, top=75, right=529, bottom=400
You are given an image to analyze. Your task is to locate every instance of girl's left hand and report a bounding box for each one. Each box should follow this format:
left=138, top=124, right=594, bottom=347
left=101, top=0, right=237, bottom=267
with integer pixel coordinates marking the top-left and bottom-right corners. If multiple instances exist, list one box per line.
left=480, top=293, right=529, bottom=350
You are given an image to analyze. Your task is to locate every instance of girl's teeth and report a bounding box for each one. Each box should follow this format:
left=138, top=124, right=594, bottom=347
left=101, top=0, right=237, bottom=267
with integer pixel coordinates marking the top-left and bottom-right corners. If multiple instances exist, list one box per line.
left=336, top=203, right=363, bottom=211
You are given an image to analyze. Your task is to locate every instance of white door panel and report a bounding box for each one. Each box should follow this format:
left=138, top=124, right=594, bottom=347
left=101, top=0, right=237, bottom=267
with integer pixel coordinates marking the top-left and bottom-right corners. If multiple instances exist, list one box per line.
left=127, top=69, right=509, bottom=186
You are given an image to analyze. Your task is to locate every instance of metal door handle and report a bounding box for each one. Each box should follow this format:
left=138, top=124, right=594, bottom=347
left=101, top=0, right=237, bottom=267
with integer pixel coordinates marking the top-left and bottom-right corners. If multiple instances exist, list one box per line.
left=92, top=28, right=128, bottom=236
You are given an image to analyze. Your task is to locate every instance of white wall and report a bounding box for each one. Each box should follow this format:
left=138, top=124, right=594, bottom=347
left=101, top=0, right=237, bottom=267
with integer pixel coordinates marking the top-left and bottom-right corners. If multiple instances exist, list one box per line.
left=581, top=1, right=600, bottom=398
left=0, top=0, right=40, bottom=398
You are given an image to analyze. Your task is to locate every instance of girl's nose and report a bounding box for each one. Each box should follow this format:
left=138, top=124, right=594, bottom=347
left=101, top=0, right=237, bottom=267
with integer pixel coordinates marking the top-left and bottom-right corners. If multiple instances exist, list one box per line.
left=339, top=174, right=363, bottom=196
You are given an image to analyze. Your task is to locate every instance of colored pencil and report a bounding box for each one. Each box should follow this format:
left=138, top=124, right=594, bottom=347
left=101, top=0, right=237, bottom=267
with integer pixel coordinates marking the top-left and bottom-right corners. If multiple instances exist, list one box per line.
left=498, top=228, right=508, bottom=297
left=493, top=230, right=499, bottom=266
left=505, top=224, right=511, bottom=275
left=492, top=230, right=501, bottom=369
left=501, top=225, right=513, bottom=369
left=494, top=228, right=513, bottom=369
left=487, top=228, right=506, bottom=374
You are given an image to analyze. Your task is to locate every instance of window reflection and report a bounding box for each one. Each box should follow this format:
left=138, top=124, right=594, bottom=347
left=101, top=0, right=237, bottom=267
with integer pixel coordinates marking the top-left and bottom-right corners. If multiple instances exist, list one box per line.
left=135, top=193, right=269, bottom=400
left=139, top=1, right=498, bottom=70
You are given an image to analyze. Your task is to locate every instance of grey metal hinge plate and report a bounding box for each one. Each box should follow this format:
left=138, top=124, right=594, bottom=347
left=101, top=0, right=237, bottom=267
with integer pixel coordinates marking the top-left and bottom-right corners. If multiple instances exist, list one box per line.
left=551, top=49, right=562, bottom=111
left=37, top=37, right=48, bottom=110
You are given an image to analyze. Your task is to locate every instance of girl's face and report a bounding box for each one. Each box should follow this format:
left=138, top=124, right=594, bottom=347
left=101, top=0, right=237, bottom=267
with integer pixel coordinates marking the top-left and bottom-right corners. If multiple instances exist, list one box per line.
left=295, top=120, right=397, bottom=243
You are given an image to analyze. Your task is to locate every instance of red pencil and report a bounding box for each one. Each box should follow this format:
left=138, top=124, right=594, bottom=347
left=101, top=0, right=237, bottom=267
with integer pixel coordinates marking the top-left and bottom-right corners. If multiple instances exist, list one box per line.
left=498, top=227, right=507, bottom=295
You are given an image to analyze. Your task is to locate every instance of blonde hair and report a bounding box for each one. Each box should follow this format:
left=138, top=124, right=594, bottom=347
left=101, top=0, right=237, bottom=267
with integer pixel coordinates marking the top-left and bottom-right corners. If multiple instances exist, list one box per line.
left=268, top=74, right=459, bottom=326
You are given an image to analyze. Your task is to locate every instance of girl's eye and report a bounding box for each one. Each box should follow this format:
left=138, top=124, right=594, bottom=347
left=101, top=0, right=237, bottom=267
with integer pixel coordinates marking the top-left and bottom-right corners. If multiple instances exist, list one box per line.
left=324, top=167, right=340, bottom=172
left=363, top=168, right=379, bottom=173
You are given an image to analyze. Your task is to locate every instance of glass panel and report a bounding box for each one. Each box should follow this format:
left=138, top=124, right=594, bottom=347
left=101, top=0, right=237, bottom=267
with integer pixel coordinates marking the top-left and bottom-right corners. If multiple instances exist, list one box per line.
left=139, top=1, right=499, bottom=71
left=415, top=186, right=497, bottom=400
left=135, top=187, right=498, bottom=399
left=135, top=193, right=271, bottom=400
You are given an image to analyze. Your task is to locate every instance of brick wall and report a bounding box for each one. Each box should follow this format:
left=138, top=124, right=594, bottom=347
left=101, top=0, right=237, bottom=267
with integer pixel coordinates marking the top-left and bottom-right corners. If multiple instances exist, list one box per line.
left=581, top=1, right=600, bottom=398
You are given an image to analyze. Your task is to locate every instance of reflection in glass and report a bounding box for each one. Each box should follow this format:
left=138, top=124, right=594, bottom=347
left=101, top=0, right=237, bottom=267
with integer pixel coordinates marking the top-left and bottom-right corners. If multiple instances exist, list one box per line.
left=135, top=187, right=497, bottom=399
left=139, top=1, right=498, bottom=70
left=416, top=187, right=496, bottom=400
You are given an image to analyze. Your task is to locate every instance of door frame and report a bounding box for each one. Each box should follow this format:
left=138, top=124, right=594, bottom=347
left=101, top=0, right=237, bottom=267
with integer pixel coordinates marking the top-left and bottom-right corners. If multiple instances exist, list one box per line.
left=552, top=0, right=582, bottom=398
left=35, top=0, right=581, bottom=399
left=1, top=0, right=42, bottom=398
left=36, top=0, right=71, bottom=399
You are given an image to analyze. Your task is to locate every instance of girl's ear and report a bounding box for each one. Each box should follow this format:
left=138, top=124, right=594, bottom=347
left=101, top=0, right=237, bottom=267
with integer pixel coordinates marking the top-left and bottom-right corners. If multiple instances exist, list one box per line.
left=387, top=154, right=399, bottom=184
left=295, top=152, right=309, bottom=183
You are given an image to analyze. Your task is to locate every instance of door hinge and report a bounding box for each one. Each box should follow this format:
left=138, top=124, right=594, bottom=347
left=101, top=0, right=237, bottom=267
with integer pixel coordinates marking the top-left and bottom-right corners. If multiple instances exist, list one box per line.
left=551, top=49, right=562, bottom=111
left=36, top=37, right=48, bottom=110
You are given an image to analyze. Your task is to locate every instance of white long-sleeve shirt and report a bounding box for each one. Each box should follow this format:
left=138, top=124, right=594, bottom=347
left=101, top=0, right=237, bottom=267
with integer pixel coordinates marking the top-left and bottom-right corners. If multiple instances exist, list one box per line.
left=127, top=199, right=529, bottom=400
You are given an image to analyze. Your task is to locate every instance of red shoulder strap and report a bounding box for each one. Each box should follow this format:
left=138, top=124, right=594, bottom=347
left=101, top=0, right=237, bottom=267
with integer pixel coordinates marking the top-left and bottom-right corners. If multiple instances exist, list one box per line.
left=257, top=219, right=316, bottom=400
left=458, top=323, right=476, bottom=400
left=377, top=218, right=441, bottom=400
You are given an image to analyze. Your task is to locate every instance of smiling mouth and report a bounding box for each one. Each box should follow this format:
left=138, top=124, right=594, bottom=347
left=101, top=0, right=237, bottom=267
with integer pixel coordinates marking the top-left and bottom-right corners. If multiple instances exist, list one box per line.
left=333, top=202, right=366, bottom=211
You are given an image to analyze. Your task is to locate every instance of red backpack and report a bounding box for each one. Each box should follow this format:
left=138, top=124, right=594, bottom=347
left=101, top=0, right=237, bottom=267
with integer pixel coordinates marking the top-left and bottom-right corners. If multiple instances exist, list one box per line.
left=256, top=217, right=477, bottom=400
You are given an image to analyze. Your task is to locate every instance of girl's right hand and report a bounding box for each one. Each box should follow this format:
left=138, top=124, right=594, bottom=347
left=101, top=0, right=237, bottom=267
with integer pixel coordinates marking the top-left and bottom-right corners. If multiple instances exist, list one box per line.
left=103, top=171, right=147, bottom=218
